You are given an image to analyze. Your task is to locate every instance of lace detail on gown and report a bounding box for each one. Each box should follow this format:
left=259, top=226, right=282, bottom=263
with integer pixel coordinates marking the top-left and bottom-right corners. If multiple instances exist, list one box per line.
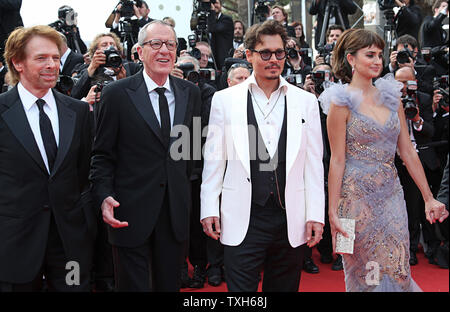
left=321, top=75, right=422, bottom=292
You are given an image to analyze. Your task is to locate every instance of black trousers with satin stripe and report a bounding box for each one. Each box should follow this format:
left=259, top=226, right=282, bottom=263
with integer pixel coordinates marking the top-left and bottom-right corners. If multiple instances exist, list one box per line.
left=224, top=196, right=306, bottom=292
left=111, top=193, right=185, bottom=292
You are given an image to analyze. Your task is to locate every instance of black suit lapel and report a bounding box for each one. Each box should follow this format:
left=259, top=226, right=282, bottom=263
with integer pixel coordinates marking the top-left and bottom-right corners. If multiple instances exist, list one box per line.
left=125, top=71, right=165, bottom=147
left=1, top=87, right=47, bottom=174
left=169, top=76, right=188, bottom=145
left=51, top=90, right=76, bottom=176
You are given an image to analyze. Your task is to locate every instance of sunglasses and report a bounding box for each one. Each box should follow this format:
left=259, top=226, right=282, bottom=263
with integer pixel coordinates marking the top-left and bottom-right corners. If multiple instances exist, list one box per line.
left=250, top=49, right=286, bottom=61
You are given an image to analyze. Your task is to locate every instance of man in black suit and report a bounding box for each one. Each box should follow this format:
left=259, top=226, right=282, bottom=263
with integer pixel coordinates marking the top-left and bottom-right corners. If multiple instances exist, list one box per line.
left=0, top=25, right=94, bottom=291
left=394, top=67, right=441, bottom=265
left=0, top=0, right=23, bottom=53
left=309, top=0, right=357, bottom=49
left=90, top=20, right=201, bottom=292
left=59, top=33, right=84, bottom=77
left=207, top=0, right=234, bottom=70
left=49, top=6, right=87, bottom=55
left=394, top=0, right=423, bottom=41
left=422, top=0, right=448, bottom=48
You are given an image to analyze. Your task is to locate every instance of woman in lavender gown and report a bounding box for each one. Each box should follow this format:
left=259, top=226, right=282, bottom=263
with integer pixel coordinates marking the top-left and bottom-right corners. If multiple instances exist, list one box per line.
left=319, top=29, right=448, bottom=292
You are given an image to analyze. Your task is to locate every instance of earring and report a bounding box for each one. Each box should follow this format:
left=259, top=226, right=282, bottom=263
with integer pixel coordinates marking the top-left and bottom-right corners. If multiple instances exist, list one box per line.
left=351, top=65, right=355, bottom=75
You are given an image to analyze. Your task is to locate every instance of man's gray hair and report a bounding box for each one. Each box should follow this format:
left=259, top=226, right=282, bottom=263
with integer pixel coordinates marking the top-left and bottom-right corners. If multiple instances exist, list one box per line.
left=138, top=20, right=178, bottom=46
left=177, top=55, right=200, bottom=71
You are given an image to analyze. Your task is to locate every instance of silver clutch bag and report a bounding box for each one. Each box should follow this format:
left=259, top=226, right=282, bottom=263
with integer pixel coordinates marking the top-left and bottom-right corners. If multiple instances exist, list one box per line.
left=335, top=218, right=355, bottom=255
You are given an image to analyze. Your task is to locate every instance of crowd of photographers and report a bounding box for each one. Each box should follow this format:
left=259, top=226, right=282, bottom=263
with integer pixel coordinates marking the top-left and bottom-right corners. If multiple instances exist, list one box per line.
left=0, top=0, right=448, bottom=291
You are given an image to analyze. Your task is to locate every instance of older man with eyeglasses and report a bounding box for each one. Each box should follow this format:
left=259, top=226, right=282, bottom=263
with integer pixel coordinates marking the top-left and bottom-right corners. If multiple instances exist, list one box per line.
left=90, top=20, right=201, bottom=292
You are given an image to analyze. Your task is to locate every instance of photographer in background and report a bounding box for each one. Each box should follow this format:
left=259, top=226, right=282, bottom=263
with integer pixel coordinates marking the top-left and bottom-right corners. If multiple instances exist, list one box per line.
left=207, top=0, right=234, bottom=70
left=394, top=67, right=441, bottom=266
left=422, top=0, right=448, bottom=48
left=302, top=63, right=343, bottom=272
left=233, top=20, right=246, bottom=50
left=314, top=24, right=343, bottom=67
left=283, top=38, right=311, bottom=88
left=271, top=5, right=296, bottom=37
left=172, top=55, right=216, bottom=288
left=0, top=0, right=23, bottom=56
left=394, top=0, right=422, bottom=41
left=71, top=32, right=140, bottom=108
left=49, top=5, right=87, bottom=55
left=309, top=0, right=357, bottom=49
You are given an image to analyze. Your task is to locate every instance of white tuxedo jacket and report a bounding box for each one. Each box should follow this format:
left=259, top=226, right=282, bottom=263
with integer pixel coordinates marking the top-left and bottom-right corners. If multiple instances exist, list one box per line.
left=200, top=75, right=324, bottom=248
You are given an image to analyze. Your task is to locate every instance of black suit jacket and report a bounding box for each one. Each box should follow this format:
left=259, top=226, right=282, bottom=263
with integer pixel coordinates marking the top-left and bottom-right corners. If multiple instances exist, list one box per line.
left=0, top=0, right=23, bottom=51
left=61, top=50, right=84, bottom=77
left=208, top=12, right=234, bottom=70
left=422, top=14, right=448, bottom=48
left=0, top=87, right=94, bottom=284
left=395, top=5, right=423, bottom=40
left=90, top=71, right=201, bottom=248
left=309, top=0, right=357, bottom=48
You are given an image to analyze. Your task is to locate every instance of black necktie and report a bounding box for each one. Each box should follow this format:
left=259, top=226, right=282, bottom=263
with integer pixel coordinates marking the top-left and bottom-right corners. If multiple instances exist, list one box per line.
left=155, top=87, right=171, bottom=148
left=36, top=99, right=58, bottom=172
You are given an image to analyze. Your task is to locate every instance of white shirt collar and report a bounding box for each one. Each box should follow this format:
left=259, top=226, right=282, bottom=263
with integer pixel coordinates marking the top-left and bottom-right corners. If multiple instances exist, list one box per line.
left=246, top=72, right=289, bottom=96
left=18, top=82, right=55, bottom=112
left=60, top=48, right=71, bottom=67
left=142, top=70, right=172, bottom=93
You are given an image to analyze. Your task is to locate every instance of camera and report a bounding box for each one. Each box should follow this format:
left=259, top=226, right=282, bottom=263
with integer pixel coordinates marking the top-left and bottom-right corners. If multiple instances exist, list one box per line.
left=433, top=75, right=449, bottom=108
left=255, top=0, right=275, bottom=23
left=191, top=0, right=216, bottom=33
left=421, top=47, right=432, bottom=64
left=401, top=80, right=418, bottom=119
left=118, top=0, right=142, bottom=18
left=199, top=68, right=216, bottom=81
left=178, top=63, right=200, bottom=84
left=55, top=75, right=79, bottom=95
left=187, top=34, right=202, bottom=60
left=285, top=74, right=303, bottom=88
left=311, top=70, right=332, bottom=94
left=397, top=44, right=414, bottom=65
left=317, top=42, right=335, bottom=65
left=103, top=46, right=123, bottom=68
left=378, top=0, right=396, bottom=10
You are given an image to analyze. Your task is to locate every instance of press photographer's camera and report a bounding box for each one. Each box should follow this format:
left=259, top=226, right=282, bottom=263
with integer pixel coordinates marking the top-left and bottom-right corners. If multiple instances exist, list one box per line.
left=397, top=44, right=414, bottom=65
left=285, top=74, right=303, bottom=88
left=187, top=34, right=202, bottom=60
left=433, top=75, right=449, bottom=109
left=311, top=70, right=332, bottom=95
left=118, top=0, right=142, bottom=18
left=401, top=80, right=418, bottom=119
left=255, top=0, right=275, bottom=23
left=178, top=63, right=200, bottom=84
left=318, top=42, right=335, bottom=65
left=55, top=75, right=79, bottom=95
left=103, top=46, right=122, bottom=68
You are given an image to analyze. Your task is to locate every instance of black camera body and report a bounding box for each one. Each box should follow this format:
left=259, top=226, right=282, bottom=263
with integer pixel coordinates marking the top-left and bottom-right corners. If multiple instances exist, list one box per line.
left=318, top=42, right=335, bottom=65
left=178, top=62, right=200, bottom=84
left=55, top=75, right=79, bottom=95
left=187, top=34, right=202, bottom=60
left=433, top=75, right=449, bottom=108
left=401, top=80, right=418, bottom=119
left=118, top=0, right=142, bottom=18
left=103, top=46, right=122, bottom=68
left=378, top=0, right=396, bottom=10
left=397, top=44, right=414, bottom=65
left=311, top=70, right=332, bottom=94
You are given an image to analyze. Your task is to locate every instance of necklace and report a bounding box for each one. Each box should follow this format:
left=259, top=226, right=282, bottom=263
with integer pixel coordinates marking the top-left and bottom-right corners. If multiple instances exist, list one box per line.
left=250, top=85, right=283, bottom=120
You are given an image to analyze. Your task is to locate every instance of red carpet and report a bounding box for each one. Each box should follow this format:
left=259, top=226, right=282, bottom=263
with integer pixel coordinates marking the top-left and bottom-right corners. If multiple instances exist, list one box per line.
left=181, top=247, right=449, bottom=292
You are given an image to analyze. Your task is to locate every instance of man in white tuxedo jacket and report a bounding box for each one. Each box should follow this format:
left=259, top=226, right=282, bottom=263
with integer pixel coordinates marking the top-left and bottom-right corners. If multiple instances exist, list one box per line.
left=200, top=20, right=325, bottom=292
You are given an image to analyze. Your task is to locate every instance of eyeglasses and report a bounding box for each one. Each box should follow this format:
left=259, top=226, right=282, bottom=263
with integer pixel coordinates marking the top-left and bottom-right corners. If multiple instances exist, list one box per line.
left=142, top=39, right=178, bottom=51
left=250, top=49, right=286, bottom=61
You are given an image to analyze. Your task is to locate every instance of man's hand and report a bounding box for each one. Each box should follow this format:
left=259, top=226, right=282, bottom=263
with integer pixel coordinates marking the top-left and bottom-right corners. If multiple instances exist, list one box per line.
left=115, top=65, right=127, bottom=80
left=201, top=216, right=221, bottom=240
left=303, top=75, right=316, bottom=96
left=101, top=196, right=129, bottom=228
left=87, top=49, right=106, bottom=77
left=85, top=85, right=101, bottom=105
left=433, top=89, right=443, bottom=112
left=390, top=50, right=398, bottom=70
left=171, top=66, right=184, bottom=79
left=315, top=55, right=324, bottom=66
left=305, top=221, right=323, bottom=248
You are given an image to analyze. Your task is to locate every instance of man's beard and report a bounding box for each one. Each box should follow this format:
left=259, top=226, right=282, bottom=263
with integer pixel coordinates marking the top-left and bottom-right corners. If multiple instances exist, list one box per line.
left=234, top=36, right=243, bottom=43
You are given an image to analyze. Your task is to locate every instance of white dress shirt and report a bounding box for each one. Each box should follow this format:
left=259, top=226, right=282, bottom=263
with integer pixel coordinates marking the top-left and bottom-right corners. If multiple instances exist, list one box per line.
left=247, top=73, right=288, bottom=158
left=142, top=71, right=175, bottom=127
left=60, top=48, right=71, bottom=71
left=18, top=83, right=59, bottom=173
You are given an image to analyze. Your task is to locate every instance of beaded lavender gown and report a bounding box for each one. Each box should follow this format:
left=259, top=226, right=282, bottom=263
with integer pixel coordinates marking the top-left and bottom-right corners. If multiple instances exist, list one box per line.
left=319, top=74, right=422, bottom=292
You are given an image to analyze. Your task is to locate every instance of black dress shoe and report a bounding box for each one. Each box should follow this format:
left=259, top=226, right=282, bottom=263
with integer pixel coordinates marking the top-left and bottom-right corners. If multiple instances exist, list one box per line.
left=207, top=265, right=223, bottom=287
left=180, top=262, right=190, bottom=289
left=188, top=265, right=206, bottom=288
left=409, top=252, right=418, bottom=266
left=320, top=254, right=333, bottom=264
left=332, top=255, right=343, bottom=271
left=303, top=257, right=319, bottom=274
